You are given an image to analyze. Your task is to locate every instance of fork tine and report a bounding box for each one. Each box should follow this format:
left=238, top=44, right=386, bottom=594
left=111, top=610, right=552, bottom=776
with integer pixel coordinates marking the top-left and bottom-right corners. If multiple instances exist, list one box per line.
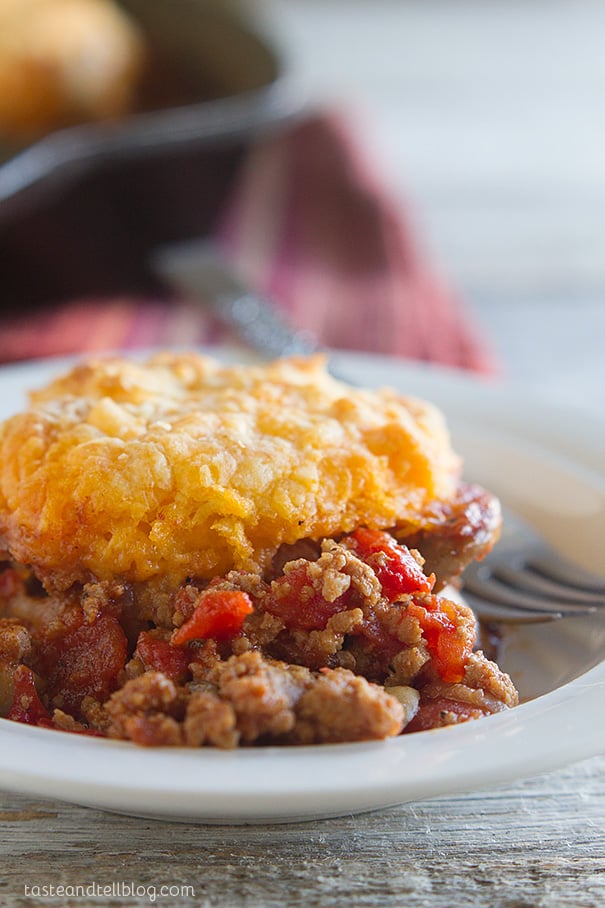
left=526, top=554, right=605, bottom=594
left=463, top=565, right=598, bottom=615
left=460, top=506, right=605, bottom=623
left=462, top=592, right=564, bottom=624
left=498, top=508, right=605, bottom=595
left=490, top=564, right=605, bottom=605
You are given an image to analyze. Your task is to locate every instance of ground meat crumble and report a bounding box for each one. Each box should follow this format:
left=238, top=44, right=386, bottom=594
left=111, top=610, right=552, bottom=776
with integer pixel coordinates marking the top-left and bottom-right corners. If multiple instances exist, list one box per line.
left=0, top=520, right=518, bottom=748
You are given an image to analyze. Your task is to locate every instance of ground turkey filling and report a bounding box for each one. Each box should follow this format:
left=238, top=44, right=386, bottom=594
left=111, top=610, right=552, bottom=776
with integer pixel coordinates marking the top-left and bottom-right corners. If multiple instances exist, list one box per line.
left=0, top=516, right=518, bottom=747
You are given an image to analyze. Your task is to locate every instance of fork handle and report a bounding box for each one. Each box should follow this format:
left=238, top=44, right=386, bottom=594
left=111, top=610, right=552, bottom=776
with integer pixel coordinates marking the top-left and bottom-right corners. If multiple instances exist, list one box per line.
left=152, top=239, right=318, bottom=358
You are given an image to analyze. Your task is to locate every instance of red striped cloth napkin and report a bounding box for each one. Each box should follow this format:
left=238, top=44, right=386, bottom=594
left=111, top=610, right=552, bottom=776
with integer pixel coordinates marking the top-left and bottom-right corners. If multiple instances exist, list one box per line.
left=0, top=112, right=496, bottom=372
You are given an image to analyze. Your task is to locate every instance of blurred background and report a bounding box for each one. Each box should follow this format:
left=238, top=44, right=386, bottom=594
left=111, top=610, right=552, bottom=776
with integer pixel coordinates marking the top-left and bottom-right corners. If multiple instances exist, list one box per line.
left=0, top=0, right=603, bottom=413
left=274, top=0, right=605, bottom=408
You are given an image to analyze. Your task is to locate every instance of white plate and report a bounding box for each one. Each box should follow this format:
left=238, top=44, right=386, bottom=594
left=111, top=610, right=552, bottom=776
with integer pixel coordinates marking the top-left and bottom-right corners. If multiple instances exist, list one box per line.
left=0, top=349, right=604, bottom=824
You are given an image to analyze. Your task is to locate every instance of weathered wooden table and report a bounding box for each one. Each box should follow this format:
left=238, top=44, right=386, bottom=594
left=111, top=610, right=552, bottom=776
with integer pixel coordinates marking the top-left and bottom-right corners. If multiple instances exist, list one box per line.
left=2, top=2, right=605, bottom=905
left=2, top=756, right=605, bottom=907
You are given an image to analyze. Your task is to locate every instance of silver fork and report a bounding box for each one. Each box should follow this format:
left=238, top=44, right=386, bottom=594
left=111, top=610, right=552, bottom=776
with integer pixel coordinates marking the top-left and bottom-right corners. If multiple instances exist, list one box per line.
left=152, top=239, right=318, bottom=358
left=462, top=508, right=605, bottom=623
left=151, top=239, right=359, bottom=385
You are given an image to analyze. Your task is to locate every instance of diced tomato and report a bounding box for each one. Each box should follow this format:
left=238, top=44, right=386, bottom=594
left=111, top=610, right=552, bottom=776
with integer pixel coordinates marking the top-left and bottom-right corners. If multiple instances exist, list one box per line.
left=355, top=611, right=403, bottom=662
left=265, top=563, right=353, bottom=631
left=35, top=612, right=128, bottom=714
left=407, top=595, right=473, bottom=683
left=348, top=528, right=435, bottom=600
left=6, top=665, right=52, bottom=726
left=136, top=631, right=191, bottom=683
left=172, top=590, right=254, bottom=645
left=404, top=697, right=485, bottom=733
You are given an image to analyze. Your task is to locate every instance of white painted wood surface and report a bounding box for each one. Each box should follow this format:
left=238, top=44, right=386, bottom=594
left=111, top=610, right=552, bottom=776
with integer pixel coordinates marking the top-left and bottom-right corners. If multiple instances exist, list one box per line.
left=276, top=0, right=605, bottom=414
left=2, top=2, right=605, bottom=904
left=277, top=0, right=605, bottom=295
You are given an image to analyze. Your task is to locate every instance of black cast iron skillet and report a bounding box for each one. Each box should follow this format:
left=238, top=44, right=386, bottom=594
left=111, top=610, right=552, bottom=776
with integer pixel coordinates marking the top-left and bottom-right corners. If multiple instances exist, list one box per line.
left=0, top=0, right=299, bottom=308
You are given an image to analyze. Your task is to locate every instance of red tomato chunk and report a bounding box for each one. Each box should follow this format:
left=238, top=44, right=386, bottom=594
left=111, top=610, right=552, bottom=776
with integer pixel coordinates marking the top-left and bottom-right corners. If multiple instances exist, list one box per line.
left=173, top=590, right=254, bottom=645
left=7, top=665, right=51, bottom=726
left=349, top=528, right=435, bottom=600
left=405, top=697, right=486, bottom=733
left=407, top=596, right=472, bottom=683
left=136, top=631, right=191, bottom=683
left=266, top=563, right=354, bottom=631
left=35, top=612, right=128, bottom=714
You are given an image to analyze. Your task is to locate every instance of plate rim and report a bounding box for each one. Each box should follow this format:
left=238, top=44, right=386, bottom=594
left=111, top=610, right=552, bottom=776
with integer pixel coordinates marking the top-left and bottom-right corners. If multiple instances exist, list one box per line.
left=0, top=348, right=603, bottom=822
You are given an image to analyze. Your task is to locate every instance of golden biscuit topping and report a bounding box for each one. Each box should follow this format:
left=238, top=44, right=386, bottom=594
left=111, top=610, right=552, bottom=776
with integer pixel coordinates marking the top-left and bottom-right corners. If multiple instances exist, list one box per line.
left=0, top=353, right=460, bottom=590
